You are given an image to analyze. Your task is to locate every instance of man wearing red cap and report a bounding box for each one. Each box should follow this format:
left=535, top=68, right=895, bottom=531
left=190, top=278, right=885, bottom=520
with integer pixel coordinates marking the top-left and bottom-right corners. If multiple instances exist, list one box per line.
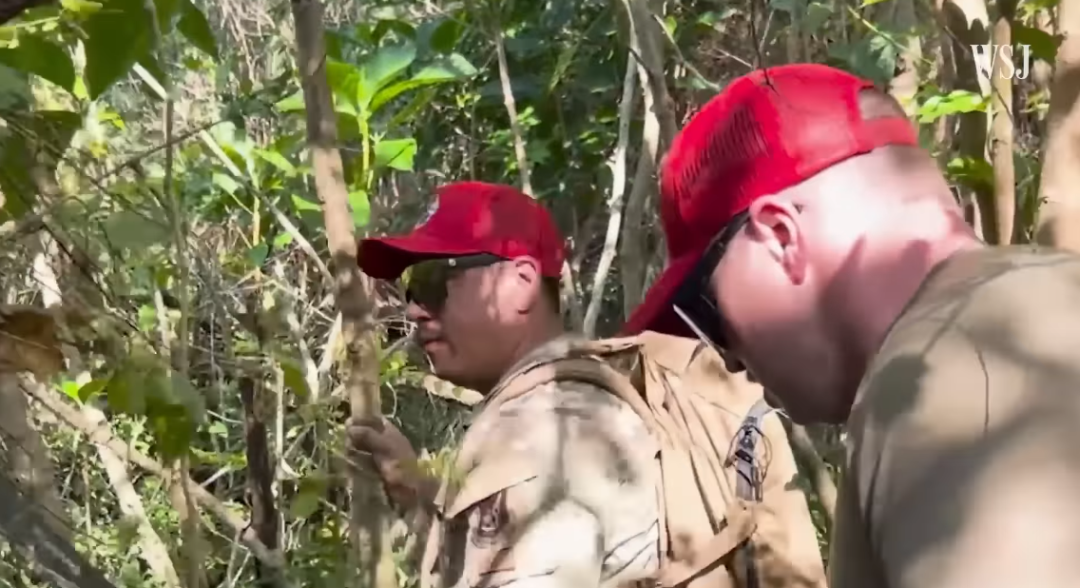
left=349, top=181, right=829, bottom=588
left=626, top=62, right=1080, bottom=587
left=350, top=181, right=662, bottom=588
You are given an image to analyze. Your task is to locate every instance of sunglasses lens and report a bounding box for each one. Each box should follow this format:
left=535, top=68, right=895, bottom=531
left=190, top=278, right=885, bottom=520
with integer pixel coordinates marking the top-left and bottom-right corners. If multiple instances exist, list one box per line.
left=674, top=260, right=730, bottom=350
left=689, top=296, right=728, bottom=349
left=403, top=254, right=506, bottom=313
left=406, top=261, right=448, bottom=311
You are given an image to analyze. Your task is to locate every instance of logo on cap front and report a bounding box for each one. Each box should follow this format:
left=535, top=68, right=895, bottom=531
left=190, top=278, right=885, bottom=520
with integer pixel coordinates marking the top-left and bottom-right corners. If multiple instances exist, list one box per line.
left=416, top=198, right=439, bottom=228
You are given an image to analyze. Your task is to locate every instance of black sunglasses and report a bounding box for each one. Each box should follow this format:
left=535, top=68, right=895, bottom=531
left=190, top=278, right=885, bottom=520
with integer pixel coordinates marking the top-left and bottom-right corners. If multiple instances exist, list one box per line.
left=671, top=210, right=751, bottom=354
left=405, top=253, right=507, bottom=312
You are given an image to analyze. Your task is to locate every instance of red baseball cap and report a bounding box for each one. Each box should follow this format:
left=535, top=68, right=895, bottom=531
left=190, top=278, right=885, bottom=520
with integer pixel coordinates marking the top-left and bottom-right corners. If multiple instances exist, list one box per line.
left=622, top=63, right=918, bottom=337
left=357, top=181, right=566, bottom=280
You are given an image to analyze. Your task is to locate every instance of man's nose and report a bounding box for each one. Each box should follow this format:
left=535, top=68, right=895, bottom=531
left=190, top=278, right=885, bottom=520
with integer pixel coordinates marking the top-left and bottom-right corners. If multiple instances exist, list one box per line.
left=405, top=300, right=431, bottom=322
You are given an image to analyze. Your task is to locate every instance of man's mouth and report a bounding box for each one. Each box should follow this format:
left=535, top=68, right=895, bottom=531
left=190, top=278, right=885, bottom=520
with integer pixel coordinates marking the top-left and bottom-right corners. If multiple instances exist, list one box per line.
left=417, top=334, right=443, bottom=348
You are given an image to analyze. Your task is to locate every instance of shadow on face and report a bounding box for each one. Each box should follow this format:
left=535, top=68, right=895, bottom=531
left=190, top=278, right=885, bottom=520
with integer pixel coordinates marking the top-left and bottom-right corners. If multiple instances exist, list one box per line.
left=711, top=195, right=840, bottom=423
left=710, top=157, right=972, bottom=424
left=405, top=257, right=546, bottom=392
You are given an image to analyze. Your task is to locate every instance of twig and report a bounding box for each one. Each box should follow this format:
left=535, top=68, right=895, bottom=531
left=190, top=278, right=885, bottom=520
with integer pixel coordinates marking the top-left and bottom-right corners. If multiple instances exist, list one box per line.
left=583, top=54, right=638, bottom=337
left=24, top=385, right=291, bottom=580
left=131, top=64, right=333, bottom=286
left=493, top=32, right=533, bottom=196
left=96, top=121, right=223, bottom=181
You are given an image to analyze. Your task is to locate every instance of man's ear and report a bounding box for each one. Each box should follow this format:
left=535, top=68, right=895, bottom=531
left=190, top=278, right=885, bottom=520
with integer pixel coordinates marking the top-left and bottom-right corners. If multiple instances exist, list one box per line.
left=509, top=257, right=543, bottom=313
left=746, top=197, right=806, bottom=284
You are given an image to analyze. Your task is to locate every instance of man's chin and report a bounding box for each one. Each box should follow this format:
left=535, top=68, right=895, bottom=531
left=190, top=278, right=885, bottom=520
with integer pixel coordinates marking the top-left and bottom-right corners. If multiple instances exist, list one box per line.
left=762, top=390, right=818, bottom=425
left=428, top=359, right=463, bottom=385
left=782, top=400, right=848, bottom=426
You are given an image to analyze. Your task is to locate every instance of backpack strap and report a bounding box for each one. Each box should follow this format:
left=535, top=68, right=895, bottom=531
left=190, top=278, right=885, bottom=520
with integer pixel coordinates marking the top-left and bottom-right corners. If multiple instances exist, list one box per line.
left=728, top=398, right=781, bottom=588
left=481, top=348, right=775, bottom=588
left=733, top=399, right=777, bottom=501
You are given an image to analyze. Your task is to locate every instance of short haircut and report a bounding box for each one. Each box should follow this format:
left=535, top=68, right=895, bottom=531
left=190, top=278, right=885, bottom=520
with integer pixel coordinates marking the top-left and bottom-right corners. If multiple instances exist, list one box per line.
left=541, top=277, right=561, bottom=314
left=857, top=87, right=909, bottom=121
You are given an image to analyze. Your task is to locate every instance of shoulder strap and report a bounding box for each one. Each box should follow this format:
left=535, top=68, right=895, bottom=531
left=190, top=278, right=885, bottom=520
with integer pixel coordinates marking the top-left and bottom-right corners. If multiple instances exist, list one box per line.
left=732, top=399, right=778, bottom=502
left=482, top=346, right=782, bottom=588
left=728, top=398, right=782, bottom=588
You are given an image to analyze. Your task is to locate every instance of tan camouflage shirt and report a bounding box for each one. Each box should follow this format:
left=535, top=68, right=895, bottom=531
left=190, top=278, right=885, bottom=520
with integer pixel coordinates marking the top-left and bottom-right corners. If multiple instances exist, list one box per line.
left=420, top=336, right=661, bottom=588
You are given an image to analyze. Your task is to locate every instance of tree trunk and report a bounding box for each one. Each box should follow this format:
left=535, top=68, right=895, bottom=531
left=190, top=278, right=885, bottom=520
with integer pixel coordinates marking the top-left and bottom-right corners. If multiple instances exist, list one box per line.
left=880, top=0, right=923, bottom=117
left=240, top=371, right=282, bottom=587
left=940, top=0, right=993, bottom=237
left=619, top=0, right=676, bottom=317
left=987, top=0, right=1017, bottom=244
left=1035, top=1, right=1080, bottom=251
left=288, top=2, right=394, bottom=588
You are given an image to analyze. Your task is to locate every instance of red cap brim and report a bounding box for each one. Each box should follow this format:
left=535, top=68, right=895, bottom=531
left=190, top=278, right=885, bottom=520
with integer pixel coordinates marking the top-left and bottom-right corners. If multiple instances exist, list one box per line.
left=357, top=232, right=484, bottom=280
left=619, top=253, right=701, bottom=338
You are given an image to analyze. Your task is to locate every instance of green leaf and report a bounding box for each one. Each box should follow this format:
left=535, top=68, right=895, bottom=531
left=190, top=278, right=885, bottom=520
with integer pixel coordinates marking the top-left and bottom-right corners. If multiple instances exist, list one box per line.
left=826, top=38, right=894, bottom=87
left=428, top=18, right=462, bottom=54
left=0, top=64, right=32, bottom=111
left=917, top=89, right=987, bottom=124
left=357, top=42, right=417, bottom=109
left=946, top=156, right=994, bottom=193
left=137, top=304, right=157, bottom=332
left=663, top=15, right=677, bottom=36
left=279, top=358, right=310, bottom=399
left=386, top=87, right=436, bottom=129
left=152, top=0, right=180, bottom=32
left=291, top=195, right=322, bottom=213
left=152, top=0, right=179, bottom=32
left=78, top=378, right=108, bottom=402
left=102, top=209, right=171, bottom=250
left=176, top=0, right=218, bottom=60
left=289, top=476, right=326, bottom=520
left=59, top=380, right=82, bottom=403
left=325, top=59, right=361, bottom=115
left=83, top=0, right=155, bottom=99
left=212, top=172, right=240, bottom=194
left=60, top=0, right=104, bottom=16
left=106, top=363, right=147, bottom=415
left=324, top=30, right=344, bottom=61
left=275, top=90, right=305, bottom=113
left=247, top=242, right=269, bottom=267
left=373, top=138, right=416, bottom=171
left=255, top=148, right=296, bottom=176
left=369, top=53, right=477, bottom=113
left=348, top=190, right=370, bottom=227
left=768, top=0, right=802, bottom=13
left=143, top=369, right=204, bottom=459
left=0, top=111, right=82, bottom=221
left=372, top=18, right=415, bottom=45
left=0, top=35, right=76, bottom=91
left=166, top=372, right=205, bottom=424
left=859, top=0, right=889, bottom=6
left=802, top=2, right=832, bottom=35
left=272, top=232, right=294, bottom=250
left=1012, top=22, right=1062, bottom=65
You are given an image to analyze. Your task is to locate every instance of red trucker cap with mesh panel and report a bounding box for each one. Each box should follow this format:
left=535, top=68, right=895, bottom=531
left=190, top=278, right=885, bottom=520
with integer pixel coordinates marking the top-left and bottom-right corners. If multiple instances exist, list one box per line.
left=622, top=63, right=918, bottom=337
left=358, top=182, right=566, bottom=281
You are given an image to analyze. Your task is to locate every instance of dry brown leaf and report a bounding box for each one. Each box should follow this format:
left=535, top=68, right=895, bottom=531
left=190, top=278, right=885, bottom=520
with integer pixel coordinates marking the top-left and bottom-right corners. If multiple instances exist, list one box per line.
left=0, top=305, right=64, bottom=378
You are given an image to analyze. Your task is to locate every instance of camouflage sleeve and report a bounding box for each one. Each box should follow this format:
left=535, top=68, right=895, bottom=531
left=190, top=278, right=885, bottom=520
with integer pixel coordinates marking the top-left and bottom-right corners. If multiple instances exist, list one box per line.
left=445, top=380, right=659, bottom=588
left=450, top=476, right=606, bottom=588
